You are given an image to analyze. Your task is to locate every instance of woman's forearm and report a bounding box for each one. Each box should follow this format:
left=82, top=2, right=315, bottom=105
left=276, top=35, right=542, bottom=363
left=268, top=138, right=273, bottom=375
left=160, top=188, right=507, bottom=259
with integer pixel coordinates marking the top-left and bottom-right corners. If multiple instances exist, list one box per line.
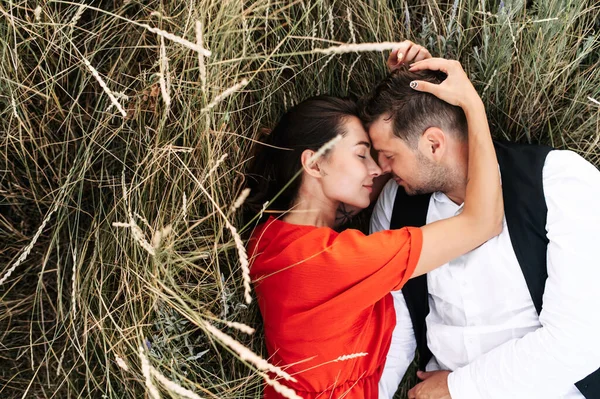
left=461, top=97, right=503, bottom=237
left=408, top=58, right=504, bottom=277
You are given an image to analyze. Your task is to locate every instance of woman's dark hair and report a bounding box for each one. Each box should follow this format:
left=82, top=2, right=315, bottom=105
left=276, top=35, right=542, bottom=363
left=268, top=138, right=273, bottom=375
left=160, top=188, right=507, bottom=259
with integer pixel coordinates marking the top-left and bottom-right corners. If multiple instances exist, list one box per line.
left=245, top=95, right=359, bottom=217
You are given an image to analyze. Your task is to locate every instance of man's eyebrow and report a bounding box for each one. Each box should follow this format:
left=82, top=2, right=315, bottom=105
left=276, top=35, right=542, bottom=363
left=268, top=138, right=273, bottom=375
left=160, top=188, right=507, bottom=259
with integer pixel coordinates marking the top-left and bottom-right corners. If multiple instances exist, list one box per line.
left=356, top=141, right=371, bottom=149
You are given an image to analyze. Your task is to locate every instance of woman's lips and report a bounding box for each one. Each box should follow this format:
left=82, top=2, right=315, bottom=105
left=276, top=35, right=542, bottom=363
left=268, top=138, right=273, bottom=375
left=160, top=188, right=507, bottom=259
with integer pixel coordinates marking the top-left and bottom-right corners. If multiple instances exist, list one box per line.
left=363, top=185, right=373, bottom=193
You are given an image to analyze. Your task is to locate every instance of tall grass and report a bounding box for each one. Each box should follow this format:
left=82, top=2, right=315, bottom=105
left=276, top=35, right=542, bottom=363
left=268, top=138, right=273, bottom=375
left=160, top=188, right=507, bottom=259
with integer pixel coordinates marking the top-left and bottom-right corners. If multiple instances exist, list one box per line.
left=0, top=0, right=598, bottom=398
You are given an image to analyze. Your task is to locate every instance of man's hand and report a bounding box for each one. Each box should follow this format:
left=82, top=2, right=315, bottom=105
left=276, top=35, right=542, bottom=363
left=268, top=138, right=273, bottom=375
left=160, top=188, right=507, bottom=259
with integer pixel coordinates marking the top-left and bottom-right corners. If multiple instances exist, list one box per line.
left=407, top=370, right=452, bottom=399
left=387, top=40, right=431, bottom=72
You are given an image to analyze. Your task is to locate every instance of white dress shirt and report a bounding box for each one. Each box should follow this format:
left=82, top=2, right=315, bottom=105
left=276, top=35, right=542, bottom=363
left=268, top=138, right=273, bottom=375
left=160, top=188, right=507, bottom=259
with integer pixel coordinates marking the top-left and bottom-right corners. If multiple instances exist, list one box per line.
left=372, top=150, right=600, bottom=399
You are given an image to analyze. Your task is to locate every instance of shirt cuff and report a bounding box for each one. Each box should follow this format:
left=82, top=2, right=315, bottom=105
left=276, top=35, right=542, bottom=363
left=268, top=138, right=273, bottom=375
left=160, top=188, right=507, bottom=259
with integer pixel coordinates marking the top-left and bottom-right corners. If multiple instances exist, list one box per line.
left=447, top=368, right=481, bottom=399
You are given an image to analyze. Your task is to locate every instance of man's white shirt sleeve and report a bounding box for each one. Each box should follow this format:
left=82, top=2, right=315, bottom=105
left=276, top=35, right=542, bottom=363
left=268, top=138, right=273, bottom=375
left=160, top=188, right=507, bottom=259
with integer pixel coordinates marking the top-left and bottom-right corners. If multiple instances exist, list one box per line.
left=370, top=178, right=398, bottom=236
left=372, top=180, right=418, bottom=399
left=447, top=150, right=600, bottom=398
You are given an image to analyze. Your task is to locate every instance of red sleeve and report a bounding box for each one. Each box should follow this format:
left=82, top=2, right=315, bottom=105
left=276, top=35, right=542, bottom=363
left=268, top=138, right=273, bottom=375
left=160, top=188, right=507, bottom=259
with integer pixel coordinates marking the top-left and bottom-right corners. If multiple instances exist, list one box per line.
left=259, top=226, right=423, bottom=315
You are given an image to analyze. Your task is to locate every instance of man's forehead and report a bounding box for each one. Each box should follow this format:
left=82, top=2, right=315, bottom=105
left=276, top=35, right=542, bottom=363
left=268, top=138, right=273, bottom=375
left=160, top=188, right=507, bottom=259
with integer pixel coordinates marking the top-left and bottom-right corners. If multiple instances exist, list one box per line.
left=368, top=118, right=394, bottom=149
left=368, top=116, right=393, bottom=134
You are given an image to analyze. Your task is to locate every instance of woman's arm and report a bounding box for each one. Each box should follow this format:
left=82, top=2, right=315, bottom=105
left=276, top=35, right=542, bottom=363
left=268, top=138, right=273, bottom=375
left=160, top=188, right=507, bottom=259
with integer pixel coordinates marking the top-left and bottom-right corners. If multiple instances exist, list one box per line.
left=408, top=59, right=504, bottom=277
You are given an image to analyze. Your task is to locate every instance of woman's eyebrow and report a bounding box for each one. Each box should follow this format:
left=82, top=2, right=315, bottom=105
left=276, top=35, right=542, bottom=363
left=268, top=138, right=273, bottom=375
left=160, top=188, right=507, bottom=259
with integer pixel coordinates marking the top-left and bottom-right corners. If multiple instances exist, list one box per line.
left=356, top=141, right=371, bottom=148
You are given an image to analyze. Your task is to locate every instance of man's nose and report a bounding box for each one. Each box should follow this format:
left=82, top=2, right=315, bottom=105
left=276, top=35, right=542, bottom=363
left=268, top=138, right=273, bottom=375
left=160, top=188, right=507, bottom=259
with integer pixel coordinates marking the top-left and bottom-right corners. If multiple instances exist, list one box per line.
left=378, top=154, right=392, bottom=174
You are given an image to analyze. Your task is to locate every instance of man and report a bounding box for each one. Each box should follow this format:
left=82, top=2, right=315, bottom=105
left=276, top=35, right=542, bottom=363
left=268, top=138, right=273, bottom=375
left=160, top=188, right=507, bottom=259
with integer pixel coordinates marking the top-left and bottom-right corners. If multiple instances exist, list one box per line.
left=362, top=67, right=600, bottom=398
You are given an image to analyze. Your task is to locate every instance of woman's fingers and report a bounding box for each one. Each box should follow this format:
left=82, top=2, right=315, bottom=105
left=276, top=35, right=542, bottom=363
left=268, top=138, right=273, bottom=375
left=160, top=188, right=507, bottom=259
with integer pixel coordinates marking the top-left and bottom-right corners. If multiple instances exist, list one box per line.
left=404, top=43, right=422, bottom=63
left=388, top=47, right=400, bottom=61
left=413, top=47, right=431, bottom=63
left=408, top=58, right=476, bottom=108
left=409, top=57, right=458, bottom=74
left=395, top=40, right=413, bottom=59
left=409, top=80, right=443, bottom=99
left=387, top=41, right=410, bottom=70
left=387, top=41, right=432, bottom=71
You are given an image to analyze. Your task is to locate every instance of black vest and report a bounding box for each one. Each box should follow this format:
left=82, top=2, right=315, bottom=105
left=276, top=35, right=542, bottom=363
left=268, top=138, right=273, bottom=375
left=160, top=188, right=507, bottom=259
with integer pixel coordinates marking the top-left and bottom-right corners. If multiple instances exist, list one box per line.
left=389, top=140, right=600, bottom=398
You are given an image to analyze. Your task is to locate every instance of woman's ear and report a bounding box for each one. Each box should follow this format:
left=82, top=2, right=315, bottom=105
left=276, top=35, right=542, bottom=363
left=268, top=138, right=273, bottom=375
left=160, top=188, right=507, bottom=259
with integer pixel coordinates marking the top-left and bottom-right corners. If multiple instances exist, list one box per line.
left=300, top=149, right=323, bottom=178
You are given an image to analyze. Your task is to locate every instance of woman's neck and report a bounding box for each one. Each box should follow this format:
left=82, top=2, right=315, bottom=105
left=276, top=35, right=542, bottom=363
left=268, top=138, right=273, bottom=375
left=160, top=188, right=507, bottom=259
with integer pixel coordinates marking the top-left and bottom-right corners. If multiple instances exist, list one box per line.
left=282, top=193, right=338, bottom=228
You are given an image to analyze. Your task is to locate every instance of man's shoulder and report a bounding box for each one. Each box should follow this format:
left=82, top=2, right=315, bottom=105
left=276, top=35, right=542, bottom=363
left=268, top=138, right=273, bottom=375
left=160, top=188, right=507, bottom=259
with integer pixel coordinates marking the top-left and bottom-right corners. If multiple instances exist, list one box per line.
left=370, top=179, right=400, bottom=233
left=543, top=149, right=599, bottom=182
left=545, top=148, right=596, bottom=167
left=373, top=179, right=399, bottom=215
left=381, top=178, right=399, bottom=198
left=499, top=146, right=598, bottom=182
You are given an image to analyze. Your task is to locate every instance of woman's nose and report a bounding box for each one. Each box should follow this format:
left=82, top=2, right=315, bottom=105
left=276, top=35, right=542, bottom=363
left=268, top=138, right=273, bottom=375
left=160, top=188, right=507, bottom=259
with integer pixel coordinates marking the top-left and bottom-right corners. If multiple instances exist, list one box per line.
left=369, top=158, right=382, bottom=177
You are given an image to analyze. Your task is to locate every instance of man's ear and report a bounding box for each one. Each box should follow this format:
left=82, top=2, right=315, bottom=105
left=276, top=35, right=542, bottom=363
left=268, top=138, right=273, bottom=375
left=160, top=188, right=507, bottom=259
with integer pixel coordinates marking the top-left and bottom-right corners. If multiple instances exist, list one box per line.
left=300, top=149, right=323, bottom=178
left=419, top=127, right=446, bottom=161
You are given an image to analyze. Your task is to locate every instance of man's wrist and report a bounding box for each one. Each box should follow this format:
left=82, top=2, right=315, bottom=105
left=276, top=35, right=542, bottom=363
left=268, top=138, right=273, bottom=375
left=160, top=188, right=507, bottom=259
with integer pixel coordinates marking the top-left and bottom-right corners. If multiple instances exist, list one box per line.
left=447, top=371, right=458, bottom=399
left=447, top=367, right=482, bottom=399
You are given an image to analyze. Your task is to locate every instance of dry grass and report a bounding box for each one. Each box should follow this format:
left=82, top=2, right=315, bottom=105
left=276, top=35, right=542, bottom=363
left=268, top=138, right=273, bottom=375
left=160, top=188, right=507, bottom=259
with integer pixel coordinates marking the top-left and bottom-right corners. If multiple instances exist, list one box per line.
left=0, top=1, right=598, bottom=398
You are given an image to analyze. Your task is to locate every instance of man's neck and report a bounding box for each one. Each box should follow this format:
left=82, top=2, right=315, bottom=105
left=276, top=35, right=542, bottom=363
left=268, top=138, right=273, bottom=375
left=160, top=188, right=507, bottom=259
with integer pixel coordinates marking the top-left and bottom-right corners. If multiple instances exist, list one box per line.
left=444, top=185, right=467, bottom=205
left=442, top=142, right=468, bottom=205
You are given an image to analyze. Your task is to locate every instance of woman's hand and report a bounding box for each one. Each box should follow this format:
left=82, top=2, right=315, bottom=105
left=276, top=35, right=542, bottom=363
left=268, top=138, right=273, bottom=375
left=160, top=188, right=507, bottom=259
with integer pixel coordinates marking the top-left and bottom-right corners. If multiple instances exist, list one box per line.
left=408, top=58, right=482, bottom=110
left=387, top=41, right=431, bottom=72
left=408, top=58, right=502, bottom=279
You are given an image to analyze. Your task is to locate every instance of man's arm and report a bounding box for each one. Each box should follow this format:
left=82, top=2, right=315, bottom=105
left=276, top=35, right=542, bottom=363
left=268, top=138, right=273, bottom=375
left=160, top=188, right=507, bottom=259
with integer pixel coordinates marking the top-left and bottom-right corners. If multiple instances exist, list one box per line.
left=447, top=150, right=600, bottom=398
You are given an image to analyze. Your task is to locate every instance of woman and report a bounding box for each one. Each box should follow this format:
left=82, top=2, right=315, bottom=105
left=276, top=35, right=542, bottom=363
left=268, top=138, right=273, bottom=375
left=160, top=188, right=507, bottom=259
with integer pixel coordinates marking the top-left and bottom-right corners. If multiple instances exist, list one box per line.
left=245, top=58, right=502, bottom=398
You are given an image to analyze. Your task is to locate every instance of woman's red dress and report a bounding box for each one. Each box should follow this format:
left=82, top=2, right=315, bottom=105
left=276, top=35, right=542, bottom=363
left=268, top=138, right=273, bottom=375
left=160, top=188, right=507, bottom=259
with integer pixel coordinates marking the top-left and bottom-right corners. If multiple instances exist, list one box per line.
left=248, top=216, right=423, bottom=398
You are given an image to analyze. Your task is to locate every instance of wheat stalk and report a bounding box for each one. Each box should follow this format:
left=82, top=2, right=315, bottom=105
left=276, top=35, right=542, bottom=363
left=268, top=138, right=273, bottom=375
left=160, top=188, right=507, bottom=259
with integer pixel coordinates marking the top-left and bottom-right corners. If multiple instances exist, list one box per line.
left=203, top=322, right=296, bottom=382
left=0, top=201, right=60, bottom=286
left=261, top=373, right=303, bottom=399
left=150, top=367, right=203, bottom=399
left=82, top=56, right=127, bottom=117
left=312, top=41, right=410, bottom=55
left=115, top=355, right=129, bottom=371
left=34, top=6, right=41, bottom=22
left=139, top=346, right=161, bottom=399
left=221, top=320, right=255, bottom=334
left=158, top=36, right=171, bottom=110
left=232, top=188, right=251, bottom=211
left=307, top=135, right=342, bottom=165
left=201, top=79, right=249, bottom=113
left=195, top=21, right=207, bottom=92
left=140, top=23, right=211, bottom=56
left=346, top=7, right=356, bottom=43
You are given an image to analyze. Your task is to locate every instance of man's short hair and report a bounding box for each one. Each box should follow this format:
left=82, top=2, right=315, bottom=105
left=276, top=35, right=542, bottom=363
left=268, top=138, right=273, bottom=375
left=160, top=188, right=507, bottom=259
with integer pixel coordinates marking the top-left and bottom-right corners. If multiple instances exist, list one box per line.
left=360, top=67, right=468, bottom=147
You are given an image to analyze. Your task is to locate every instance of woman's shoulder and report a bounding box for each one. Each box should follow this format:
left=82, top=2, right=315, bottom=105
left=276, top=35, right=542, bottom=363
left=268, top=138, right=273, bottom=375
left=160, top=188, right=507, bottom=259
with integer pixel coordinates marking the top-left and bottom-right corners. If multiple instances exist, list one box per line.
left=250, top=215, right=322, bottom=240
left=248, top=216, right=333, bottom=261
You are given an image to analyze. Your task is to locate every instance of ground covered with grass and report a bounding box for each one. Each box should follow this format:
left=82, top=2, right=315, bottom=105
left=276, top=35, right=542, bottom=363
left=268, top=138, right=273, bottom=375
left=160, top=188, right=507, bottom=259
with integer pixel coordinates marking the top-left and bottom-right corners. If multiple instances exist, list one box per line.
left=1, top=0, right=599, bottom=398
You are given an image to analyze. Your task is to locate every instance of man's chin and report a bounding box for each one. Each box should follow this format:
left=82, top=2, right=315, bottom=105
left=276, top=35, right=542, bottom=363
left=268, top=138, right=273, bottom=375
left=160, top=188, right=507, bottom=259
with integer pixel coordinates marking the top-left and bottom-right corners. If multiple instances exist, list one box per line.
left=400, top=183, right=428, bottom=196
left=394, top=180, right=414, bottom=195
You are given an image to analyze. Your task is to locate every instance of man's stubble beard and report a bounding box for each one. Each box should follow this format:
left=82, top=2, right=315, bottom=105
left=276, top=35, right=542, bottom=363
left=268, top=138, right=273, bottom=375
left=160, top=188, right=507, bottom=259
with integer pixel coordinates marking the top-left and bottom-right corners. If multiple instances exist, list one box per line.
left=404, top=150, right=456, bottom=196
